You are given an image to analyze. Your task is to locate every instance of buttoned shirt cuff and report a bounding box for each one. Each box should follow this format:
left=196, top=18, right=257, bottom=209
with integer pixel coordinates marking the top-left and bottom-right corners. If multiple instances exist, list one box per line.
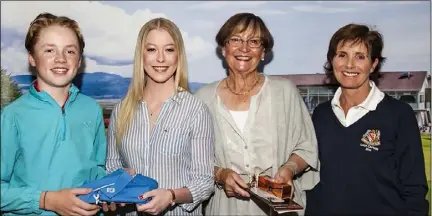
left=179, top=178, right=213, bottom=212
left=179, top=183, right=201, bottom=212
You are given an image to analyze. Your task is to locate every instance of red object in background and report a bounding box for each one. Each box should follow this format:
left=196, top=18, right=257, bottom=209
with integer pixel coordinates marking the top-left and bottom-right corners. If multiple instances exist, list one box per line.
left=104, top=118, right=110, bottom=128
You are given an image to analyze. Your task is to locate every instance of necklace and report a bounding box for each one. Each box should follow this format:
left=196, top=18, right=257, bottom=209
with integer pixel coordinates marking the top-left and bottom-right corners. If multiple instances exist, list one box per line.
left=226, top=75, right=260, bottom=96
left=147, top=105, right=161, bottom=124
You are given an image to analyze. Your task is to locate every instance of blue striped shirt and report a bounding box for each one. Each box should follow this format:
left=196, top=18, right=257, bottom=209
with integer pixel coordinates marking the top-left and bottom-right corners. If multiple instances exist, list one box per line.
left=106, top=91, right=215, bottom=215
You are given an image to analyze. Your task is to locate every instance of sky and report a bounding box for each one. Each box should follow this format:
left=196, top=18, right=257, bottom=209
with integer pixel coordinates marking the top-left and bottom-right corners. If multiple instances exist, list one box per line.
left=1, top=1, right=430, bottom=83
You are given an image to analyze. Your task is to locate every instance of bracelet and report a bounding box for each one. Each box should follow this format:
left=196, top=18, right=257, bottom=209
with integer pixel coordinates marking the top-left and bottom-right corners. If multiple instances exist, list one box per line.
left=282, top=161, right=298, bottom=176
left=215, top=181, right=224, bottom=190
left=167, top=189, right=176, bottom=206
left=215, top=167, right=225, bottom=187
left=42, top=191, right=48, bottom=210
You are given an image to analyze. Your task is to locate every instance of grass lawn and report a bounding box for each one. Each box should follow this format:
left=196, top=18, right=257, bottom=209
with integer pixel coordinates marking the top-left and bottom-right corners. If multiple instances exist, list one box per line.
left=421, top=133, right=431, bottom=213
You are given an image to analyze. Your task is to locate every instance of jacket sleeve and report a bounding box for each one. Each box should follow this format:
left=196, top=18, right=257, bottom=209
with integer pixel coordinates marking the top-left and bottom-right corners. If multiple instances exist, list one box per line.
left=284, top=80, right=320, bottom=191
left=181, top=103, right=215, bottom=212
left=1, top=110, right=43, bottom=214
left=105, top=104, right=124, bottom=174
left=287, top=81, right=319, bottom=171
left=395, top=104, right=429, bottom=215
left=90, top=105, right=108, bottom=180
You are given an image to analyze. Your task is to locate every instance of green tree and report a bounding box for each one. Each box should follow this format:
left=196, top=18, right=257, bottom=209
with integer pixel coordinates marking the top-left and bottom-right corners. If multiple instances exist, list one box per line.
left=1, top=67, right=22, bottom=109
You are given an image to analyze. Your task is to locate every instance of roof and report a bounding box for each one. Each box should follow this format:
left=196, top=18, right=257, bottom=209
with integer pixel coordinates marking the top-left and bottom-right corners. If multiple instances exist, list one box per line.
left=274, top=71, right=428, bottom=92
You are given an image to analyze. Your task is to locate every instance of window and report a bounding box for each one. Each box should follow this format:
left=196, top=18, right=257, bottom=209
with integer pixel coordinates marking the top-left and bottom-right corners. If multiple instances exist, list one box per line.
left=298, top=88, right=308, bottom=94
left=319, top=88, right=334, bottom=95
left=309, top=88, right=320, bottom=94
left=319, top=95, right=329, bottom=104
left=310, top=96, right=319, bottom=109
left=420, top=94, right=425, bottom=103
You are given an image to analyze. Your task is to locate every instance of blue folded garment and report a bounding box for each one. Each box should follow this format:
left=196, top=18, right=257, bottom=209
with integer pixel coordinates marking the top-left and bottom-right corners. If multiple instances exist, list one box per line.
left=78, top=169, right=158, bottom=204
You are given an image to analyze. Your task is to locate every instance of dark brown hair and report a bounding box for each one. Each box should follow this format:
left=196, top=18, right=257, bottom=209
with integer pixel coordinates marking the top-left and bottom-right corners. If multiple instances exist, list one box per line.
left=25, top=12, right=85, bottom=55
left=324, top=23, right=386, bottom=83
left=215, top=13, right=274, bottom=53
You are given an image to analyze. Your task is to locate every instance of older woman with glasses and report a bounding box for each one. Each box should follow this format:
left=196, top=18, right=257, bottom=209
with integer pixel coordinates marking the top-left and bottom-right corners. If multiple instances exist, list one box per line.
left=195, top=13, right=320, bottom=215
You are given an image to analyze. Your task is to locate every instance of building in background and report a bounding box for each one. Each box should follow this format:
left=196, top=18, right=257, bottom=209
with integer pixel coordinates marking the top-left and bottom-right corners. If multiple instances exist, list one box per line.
left=98, top=71, right=431, bottom=129
left=276, top=71, right=431, bottom=131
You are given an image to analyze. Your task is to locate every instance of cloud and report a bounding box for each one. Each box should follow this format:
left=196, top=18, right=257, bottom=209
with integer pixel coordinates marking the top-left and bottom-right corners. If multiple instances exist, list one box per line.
left=182, top=31, right=216, bottom=61
left=385, top=1, right=425, bottom=5
left=86, top=55, right=133, bottom=66
left=1, top=1, right=215, bottom=77
left=317, top=1, right=367, bottom=4
left=0, top=41, right=134, bottom=77
left=253, top=9, right=288, bottom=15
left=84, top=56, right=133, bottom=77
left=190, top=20, right=219, bottom=32
left=377, top=14, right=430, bottom=64
left=291, top=5, right=356, bottom=13
left=187, top=1, right=267, bottom=10
left=1, top=45, right=29, bottom=76
left=186, top=1, right=287, bottom=16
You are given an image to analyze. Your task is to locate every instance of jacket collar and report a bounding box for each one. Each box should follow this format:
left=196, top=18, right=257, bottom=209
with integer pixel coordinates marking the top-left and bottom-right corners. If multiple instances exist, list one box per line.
left=29, top=80, right=80, bottom=104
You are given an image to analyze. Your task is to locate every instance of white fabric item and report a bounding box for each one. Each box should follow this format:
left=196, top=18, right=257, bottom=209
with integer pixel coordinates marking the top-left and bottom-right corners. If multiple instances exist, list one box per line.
left=229, top=110, right=249, bottom=134
left=331, top=81, right=385, bottom=127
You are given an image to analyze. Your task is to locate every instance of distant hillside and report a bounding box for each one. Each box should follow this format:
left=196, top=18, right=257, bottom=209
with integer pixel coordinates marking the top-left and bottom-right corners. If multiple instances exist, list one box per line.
left=189, top=82, right=206, bottom=93
left=12, top=72, right=207, bottom=99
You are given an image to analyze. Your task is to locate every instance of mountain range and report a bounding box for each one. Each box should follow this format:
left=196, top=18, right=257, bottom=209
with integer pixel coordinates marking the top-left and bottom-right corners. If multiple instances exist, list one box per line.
left=11, top=72, right=207, bottom=99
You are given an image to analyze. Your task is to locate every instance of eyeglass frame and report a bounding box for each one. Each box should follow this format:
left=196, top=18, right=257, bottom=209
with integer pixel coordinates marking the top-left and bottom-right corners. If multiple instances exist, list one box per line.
left=225, top=36, right=263, bottom=48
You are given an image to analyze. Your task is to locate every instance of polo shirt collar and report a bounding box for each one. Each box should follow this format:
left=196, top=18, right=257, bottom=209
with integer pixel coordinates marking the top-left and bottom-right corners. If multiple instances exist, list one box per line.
left=331, top=81, right=384, bottom=111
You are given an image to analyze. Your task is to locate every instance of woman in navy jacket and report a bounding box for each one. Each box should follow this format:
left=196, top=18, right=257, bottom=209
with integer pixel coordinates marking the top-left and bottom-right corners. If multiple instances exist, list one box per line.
left=306, top=23, right=428, bottom=215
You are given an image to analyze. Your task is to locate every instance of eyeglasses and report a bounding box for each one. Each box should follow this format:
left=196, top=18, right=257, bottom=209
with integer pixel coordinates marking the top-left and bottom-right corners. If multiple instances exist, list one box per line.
left=226, top=37, right=263, bottom=48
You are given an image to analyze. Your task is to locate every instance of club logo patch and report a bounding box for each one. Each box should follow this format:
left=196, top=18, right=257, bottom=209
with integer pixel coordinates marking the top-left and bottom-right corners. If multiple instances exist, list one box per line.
left=360, top=129, right=381, bottom=151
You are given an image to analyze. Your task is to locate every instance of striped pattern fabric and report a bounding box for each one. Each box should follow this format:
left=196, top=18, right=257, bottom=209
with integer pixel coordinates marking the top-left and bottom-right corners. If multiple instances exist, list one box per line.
left=106, top=91, right=215, bottom=215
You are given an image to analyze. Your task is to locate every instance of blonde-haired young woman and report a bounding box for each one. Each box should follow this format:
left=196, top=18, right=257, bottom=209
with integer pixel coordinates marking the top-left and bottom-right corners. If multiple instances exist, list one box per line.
left=105, top=18, right=215, bottom=216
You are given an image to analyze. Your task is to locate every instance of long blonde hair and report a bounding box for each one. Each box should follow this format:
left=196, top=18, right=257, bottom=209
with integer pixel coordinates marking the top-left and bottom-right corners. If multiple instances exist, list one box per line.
left=115, top=18, right=189, bottom=144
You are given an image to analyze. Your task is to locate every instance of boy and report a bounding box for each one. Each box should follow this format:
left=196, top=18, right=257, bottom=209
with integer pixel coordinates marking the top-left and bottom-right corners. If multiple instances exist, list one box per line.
left=1, top=12, right=106, bottom=215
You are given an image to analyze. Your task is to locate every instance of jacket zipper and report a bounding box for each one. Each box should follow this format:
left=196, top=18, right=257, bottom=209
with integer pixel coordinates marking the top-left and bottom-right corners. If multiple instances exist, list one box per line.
left=61, top=93, right=71, bottom=141
left=61, top=105, right=66, bottom=141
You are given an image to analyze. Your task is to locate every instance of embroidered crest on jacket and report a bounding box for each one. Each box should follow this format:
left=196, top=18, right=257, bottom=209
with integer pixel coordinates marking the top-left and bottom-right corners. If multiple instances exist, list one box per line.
left=360, top=129, right=381, bottom=151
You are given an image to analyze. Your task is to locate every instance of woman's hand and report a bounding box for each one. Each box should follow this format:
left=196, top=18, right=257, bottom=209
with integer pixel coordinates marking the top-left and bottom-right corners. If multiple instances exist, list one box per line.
left=124, top=168, right=136, bottom=176
left=217, top=168, right=250, bottom=198
left=273, top=164, right=295, bottom=200
left=136, top=189, right=174, bottom=215
left=44, top=188, right=100, bottom=216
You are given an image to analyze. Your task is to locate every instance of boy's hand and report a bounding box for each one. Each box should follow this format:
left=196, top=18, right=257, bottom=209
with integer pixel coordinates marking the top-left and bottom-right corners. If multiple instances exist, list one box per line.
left=45, top=188, right=100, bottom=216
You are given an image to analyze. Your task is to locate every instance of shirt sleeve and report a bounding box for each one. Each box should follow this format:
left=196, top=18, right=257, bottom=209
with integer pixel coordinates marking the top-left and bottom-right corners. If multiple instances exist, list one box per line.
left=105, top=104, right=124, bottom=174
left=288, top=82, right=319, bottom=171
left=395, top=104, right=429, bottom=215
left=90, top=105, right=108, bottom=179
left=180, top=103, right=215, bottom=212
left=1, top=110, right=43, bottom=215
left=284, top=80, right=320, bottom=192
